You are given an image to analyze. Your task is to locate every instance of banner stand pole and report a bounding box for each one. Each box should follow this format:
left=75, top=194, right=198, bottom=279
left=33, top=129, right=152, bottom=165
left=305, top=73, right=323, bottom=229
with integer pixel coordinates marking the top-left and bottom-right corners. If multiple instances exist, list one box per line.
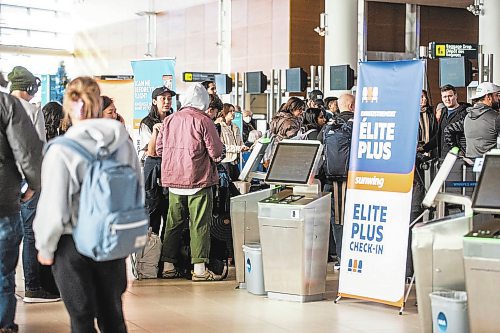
left=400, top=274, right=416, bottom=315
left=399, top=209, right=429, bottom=314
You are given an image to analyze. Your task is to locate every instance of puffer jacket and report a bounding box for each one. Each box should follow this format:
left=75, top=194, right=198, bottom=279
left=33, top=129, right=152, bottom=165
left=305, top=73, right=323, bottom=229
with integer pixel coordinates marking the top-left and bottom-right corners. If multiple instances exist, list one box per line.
left=0, top=92, right=42, bottom=216
left=269, top=111, right=301, bottom=141
left=464, top=103, right=500, bottom=158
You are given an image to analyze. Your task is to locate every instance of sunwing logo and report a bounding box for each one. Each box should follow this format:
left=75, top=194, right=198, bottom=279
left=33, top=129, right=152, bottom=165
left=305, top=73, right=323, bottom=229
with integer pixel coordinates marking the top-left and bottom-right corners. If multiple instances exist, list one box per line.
left=347, top=259, right=363, bottom=273
left=362, top=87, right=379, bottom=103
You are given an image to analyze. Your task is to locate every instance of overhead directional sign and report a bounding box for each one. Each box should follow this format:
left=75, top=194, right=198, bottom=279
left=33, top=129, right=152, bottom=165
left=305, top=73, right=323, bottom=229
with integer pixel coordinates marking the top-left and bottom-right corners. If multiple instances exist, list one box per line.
left=182, top=72, right=219, bottom=82
left=429, top=42, right=478, bottom=60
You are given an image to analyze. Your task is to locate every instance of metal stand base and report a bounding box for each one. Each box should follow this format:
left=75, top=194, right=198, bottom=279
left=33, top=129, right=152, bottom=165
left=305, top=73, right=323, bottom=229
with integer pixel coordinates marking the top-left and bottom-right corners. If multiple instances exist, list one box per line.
left=237, top=282, right=246, bottom=290
left=267, top=292, right=324, bottom=303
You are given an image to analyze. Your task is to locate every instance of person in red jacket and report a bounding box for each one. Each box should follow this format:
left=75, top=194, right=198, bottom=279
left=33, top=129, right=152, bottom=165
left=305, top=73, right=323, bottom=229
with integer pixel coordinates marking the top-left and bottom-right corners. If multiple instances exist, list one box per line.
left=158, top=83, right=225, bottom=281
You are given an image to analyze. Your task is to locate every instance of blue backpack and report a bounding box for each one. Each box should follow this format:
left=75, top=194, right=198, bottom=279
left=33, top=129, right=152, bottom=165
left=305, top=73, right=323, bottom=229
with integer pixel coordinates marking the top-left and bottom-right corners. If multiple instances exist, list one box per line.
left=47, top=137, right=148, bottom=261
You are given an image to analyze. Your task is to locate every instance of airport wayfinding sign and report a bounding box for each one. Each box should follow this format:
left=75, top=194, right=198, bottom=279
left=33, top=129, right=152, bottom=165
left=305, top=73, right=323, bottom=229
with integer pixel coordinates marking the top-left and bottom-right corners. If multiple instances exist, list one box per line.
left=338, top=60, right=424, bottom=308
left=429, top=42, right=478, bottom=59
left=182, top=72, right=219, bottom=82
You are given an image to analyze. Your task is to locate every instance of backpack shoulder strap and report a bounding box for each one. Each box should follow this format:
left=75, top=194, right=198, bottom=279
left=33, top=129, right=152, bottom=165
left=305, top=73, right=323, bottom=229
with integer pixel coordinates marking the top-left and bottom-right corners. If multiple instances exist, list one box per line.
left=304, top=128, right=317, bottom=136
left=45, top=136, right=95, bottom=162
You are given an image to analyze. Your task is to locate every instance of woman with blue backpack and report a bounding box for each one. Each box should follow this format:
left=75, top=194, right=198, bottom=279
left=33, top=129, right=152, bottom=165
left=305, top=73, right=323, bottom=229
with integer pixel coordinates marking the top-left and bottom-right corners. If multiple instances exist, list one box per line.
left=34, top=77, right=144, bottom=333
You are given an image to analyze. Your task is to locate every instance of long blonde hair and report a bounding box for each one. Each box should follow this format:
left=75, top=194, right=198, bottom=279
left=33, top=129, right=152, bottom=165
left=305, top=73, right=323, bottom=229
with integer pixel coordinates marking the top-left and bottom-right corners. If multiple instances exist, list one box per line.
left=63, top=77, right=102, bottom=123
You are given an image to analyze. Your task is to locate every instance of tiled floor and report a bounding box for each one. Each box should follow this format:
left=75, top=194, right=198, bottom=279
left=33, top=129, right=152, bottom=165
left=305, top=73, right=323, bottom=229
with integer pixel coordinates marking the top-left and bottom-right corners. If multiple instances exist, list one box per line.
left=15, top=263, right=420, bottom=333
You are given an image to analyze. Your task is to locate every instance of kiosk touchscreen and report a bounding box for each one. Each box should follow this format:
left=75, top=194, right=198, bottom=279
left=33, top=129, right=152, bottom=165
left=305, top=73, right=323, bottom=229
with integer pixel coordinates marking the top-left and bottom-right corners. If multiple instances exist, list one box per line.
left=471, top=152, right=500, bottom=213
left=239, top=138, right=270, bottom=182
left=265, top=140, right=322, bottom=186
left=258, top=140, right=330, bottom=302
left=464, top=150, right=500, bottom=333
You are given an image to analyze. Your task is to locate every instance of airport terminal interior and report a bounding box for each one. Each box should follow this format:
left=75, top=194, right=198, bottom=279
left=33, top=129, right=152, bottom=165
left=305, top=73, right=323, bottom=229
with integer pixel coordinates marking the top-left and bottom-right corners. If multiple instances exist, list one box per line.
left=1, top=0, right=500, bottom=332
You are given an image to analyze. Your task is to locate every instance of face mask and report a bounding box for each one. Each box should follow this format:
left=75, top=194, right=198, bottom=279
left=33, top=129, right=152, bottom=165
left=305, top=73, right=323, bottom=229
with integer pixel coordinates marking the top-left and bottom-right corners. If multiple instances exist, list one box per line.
left=71, top=99, right=84, bottom=120
left=243, top=116, right=252, bottom=123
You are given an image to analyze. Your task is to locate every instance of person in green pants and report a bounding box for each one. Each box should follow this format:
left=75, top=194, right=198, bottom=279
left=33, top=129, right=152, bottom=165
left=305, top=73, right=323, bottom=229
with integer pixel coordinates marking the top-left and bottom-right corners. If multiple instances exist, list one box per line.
left=157, top=83, right=225, bottom=281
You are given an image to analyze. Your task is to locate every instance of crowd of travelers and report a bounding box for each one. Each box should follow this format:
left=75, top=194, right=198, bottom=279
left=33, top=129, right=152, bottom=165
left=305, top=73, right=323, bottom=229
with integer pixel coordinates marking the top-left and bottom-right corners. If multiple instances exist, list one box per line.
left=1, top=64, right=499, bottom=332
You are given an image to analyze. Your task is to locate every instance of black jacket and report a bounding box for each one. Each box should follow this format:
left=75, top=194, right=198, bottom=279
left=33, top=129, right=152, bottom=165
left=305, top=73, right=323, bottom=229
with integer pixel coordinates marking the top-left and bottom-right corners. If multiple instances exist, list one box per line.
left=423, top=103, right=469, bottom=159
left=0, top=93, right=43, bottom=216
left=443, top=111, right=468, bottom=156
left=318, top=111, right=354, bottom=143
left=242, top=120, right=256, bottom=142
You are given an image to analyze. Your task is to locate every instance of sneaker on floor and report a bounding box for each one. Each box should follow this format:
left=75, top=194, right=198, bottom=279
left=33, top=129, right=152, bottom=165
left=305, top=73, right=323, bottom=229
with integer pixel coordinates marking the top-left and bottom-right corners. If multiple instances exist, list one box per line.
left=191, top=267, right=227, bottom=282
left=161, top=268, right=184, bottom=279
left=23, top=289, right=61, bottom=303
left=334, top=263, right=341, bottom=270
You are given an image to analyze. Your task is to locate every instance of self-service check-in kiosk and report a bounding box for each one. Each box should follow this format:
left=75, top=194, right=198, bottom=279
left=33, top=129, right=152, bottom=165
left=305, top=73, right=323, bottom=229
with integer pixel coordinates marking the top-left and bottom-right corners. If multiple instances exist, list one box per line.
left=231, top=139, right=279, bottom=288
left=257, top=140, right=331, bottom=302
left=463, top=150, right=500, bottom=333
left=412, top=148, right=474, bottom=333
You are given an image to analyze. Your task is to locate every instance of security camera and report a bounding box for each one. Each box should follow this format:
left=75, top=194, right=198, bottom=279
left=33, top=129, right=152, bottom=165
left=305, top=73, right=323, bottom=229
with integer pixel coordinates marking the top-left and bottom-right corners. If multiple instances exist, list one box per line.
left=314, top=27, right=326, bottom=37
left=467, top=0, right=484, bottom=16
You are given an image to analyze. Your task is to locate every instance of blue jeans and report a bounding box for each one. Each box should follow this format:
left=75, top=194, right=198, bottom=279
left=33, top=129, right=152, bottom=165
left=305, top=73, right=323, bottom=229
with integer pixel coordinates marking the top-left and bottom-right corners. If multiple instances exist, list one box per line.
left=0, top=213, right=22, bottom=331
left=20, top=191, right=41, bottom=292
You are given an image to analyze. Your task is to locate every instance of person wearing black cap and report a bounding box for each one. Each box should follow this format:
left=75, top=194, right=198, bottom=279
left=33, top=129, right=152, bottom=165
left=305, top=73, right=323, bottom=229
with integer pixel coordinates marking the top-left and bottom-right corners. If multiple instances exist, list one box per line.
left=139, top=86, right=176, bottom=237
left=307, top=89, right=325, bottom=109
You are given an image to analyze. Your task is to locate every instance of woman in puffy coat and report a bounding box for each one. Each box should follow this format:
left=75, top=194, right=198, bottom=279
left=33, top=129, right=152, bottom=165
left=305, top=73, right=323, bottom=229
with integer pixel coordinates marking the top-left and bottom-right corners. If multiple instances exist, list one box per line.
left=265, top=97, right=306, bottom=165
left=269, top=97, right=306, bottom=141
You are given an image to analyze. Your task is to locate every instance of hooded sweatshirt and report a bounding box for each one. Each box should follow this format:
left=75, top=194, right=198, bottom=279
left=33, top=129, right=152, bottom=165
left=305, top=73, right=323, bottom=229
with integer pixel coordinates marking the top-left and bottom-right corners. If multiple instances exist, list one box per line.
left=33, top=118, right=142, bottom=260
left=464, top=103, right=500, bottom=158
left=159, top=83, right=224, bottom=189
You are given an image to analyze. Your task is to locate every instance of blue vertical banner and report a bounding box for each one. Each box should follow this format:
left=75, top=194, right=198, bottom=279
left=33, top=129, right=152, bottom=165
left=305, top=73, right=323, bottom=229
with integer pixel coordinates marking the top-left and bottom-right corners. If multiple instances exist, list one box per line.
left=338, top=60, right=424, bottom=308
left=130, top=57, right=176, bottom=154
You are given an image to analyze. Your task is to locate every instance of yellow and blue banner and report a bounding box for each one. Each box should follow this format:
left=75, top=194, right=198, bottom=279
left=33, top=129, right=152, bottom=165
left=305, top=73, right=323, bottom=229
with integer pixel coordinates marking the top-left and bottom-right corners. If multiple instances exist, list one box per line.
left=131, top=57, right=176, bottom=153
left=338, top=60, right=424, bottom=307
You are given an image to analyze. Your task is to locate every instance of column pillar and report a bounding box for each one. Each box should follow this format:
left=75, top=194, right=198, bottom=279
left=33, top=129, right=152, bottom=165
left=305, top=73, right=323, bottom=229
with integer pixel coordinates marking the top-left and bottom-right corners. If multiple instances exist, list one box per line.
left=479, top=0, right=500, bottom=82
left=218, top=0, right=231, bottom=74
left=324, top=0, right=360, bottom=97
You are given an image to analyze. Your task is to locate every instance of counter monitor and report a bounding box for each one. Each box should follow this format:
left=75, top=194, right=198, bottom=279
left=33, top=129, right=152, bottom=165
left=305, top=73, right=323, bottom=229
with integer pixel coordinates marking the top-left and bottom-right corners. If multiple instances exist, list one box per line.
left=265, top=140, right=322, bottom=186
left=472, top=153, right=500, bottom=213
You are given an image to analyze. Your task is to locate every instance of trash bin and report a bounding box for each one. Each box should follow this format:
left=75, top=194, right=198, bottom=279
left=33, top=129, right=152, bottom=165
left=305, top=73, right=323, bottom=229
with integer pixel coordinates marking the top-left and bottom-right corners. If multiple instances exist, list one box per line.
left=242, top=244, right=265, bottom=295
left=429, top=291, right=469, bottom=333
